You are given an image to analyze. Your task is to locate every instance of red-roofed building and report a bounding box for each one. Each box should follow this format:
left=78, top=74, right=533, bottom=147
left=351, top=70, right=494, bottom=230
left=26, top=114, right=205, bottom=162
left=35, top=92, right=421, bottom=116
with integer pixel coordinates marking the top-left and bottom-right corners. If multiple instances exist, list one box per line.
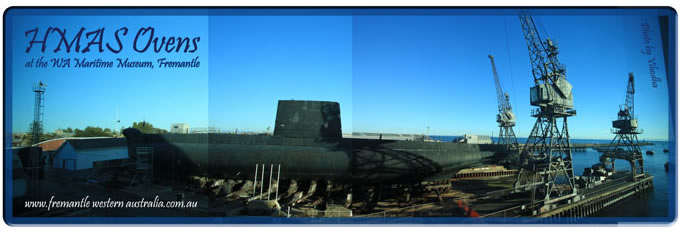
left=35, top=138, right=71, bottom=152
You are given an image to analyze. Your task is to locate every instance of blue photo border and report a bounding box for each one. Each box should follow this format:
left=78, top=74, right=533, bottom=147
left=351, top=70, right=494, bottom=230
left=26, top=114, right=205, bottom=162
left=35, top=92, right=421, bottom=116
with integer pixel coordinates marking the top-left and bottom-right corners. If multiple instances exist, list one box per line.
left=2, top=7, right=677, bottom=225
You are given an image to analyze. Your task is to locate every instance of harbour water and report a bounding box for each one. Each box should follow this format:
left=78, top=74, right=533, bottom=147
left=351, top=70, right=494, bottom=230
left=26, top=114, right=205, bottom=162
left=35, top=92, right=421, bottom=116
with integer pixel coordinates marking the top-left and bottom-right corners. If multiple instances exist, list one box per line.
left=431, top=136, right=674, bottom=218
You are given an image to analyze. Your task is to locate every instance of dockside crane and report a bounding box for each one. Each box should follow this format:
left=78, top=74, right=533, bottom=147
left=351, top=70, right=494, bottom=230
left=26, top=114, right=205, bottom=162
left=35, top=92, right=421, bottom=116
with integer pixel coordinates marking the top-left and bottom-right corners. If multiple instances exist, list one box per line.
left=513, top=9, right=579, bottom=213
left=488, top=54, right=518, bottom=147
left=600, top=73, right=644, bottom=181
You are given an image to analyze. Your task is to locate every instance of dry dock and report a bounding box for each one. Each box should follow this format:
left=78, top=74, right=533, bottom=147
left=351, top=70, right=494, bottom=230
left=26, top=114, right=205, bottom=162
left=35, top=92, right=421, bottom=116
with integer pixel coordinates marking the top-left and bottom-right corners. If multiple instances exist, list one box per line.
left=463, top=171, right=654, bottom=218
left=540, top=174, right=653, bottom=218
left=517, top=142, right=654, bottom=152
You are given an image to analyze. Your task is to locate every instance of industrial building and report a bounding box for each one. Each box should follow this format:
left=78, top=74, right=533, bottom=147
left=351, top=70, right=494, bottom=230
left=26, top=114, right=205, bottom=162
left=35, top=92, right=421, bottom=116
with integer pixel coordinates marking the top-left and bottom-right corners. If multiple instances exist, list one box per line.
left=346, top=132, right=430, bottom=141
left=170, top=123, right=190, bottom=134
left=460, top=134, right=492, bottom=144
left=190, top=127, right=220, bottom=134
left=51, top=138, right=128, bottom=170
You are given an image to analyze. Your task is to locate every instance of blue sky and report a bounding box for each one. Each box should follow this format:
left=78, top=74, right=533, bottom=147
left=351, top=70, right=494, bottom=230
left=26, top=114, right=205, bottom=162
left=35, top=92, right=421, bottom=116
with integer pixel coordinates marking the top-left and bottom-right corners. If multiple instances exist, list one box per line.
left=208, top=15, right=352, bottom=134
left=349, top=13, right=670, bottom=140
left=6, top=9, right=672, bottom=140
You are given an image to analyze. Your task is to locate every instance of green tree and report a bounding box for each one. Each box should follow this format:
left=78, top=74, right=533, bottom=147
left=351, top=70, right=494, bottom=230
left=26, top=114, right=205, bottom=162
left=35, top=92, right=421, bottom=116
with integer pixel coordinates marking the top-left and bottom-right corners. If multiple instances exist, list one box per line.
left=74, top=126, right=113, bottom=137
left=132, top=121, right=168, bottom=134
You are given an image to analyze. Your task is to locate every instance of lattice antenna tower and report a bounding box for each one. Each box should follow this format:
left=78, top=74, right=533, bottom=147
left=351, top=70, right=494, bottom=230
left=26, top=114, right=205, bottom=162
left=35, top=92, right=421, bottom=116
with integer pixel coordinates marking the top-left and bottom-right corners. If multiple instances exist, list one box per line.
left=30, top=81, right=47, bottom=145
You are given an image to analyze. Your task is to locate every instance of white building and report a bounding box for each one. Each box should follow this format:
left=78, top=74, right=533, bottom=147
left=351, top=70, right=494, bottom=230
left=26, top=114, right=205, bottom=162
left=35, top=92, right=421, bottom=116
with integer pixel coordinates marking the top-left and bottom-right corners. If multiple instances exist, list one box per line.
left=52, top=138, right=129, bottom=170
left=170, top=123, right=190, bottom=134
left=461, top=134, right=493, bottom=144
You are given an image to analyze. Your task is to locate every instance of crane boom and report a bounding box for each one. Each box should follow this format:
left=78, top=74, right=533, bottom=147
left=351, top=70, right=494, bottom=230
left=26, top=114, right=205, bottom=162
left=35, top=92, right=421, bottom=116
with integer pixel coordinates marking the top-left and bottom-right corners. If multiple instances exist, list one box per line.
left=625, top=73, right=635, bottom=116
left=519, top=9, right=566, bottom=85
left=518, top=9, right=574, bottom=112
left=488, top=54, right=518, bottom=146
left=489, top=54, right=510, bottom=113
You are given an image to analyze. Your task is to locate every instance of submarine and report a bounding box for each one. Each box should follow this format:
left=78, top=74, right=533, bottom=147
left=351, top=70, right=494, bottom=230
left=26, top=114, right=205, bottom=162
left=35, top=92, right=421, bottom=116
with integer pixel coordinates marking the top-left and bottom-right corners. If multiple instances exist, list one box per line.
left=123, top=100, right=514, bottom=186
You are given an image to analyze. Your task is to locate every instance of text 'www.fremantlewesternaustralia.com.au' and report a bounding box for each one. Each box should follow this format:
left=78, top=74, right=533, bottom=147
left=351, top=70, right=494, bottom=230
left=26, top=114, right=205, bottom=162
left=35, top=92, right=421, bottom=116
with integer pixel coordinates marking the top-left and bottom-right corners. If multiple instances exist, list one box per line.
left=24, top=196, right=199, bottom=211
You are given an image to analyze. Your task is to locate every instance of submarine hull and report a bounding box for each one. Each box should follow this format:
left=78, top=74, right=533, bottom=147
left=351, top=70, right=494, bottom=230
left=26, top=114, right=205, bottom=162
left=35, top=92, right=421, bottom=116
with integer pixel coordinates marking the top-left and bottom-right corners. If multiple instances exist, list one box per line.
left=123, top=100, right=512, bottom=185
left=125, top=133, right=509, bottom=185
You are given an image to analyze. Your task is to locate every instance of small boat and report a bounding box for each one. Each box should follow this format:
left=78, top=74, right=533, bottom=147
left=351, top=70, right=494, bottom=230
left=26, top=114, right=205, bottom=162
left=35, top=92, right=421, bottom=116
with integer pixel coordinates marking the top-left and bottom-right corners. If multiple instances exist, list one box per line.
left=665, top=162, right=669, bottom=172
left=646, top=150, right=654, bottom=155
left=663, top=149, right=669, bottom=152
